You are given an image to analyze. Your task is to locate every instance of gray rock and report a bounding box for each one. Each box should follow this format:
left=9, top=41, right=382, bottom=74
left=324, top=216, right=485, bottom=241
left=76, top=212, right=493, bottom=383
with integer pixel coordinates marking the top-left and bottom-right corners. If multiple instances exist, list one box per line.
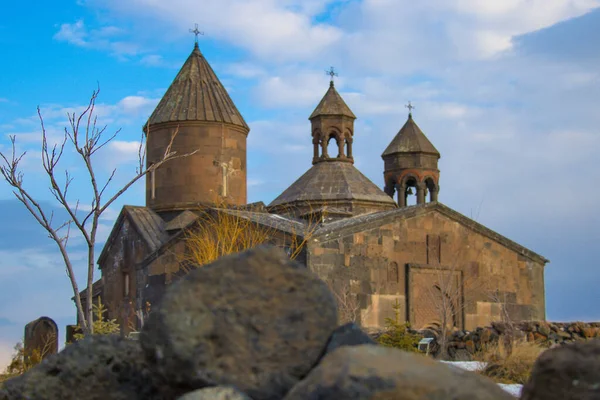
left=1, top=335, right=168, bottom=400
left=141, top=246, right=338, bottom=400
left=521, top=339, right=600, bottom=400
left=283, top=344, right=513, bottom=400
left=178, top=386, right=252, bottom=400
left=324, top=322, right=375, bottom=355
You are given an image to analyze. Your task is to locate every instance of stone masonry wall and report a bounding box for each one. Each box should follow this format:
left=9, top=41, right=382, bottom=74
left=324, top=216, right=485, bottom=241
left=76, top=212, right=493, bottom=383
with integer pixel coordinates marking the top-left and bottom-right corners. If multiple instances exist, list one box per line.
left=425, top=321, right=600, bottom=360
left=99, top=217, right=149, bottom=335
left=308, top=209, right=546, bottom=332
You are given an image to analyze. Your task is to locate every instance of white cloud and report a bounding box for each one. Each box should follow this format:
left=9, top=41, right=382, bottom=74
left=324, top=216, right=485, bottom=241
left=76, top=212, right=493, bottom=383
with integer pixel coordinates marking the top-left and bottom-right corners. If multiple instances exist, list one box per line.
left=54, top=19, right=87, bottom=46
left=88, top=0, right=344, bottom=62
left=53, top=19, right=140, bottom=57
left=224, top=63, right=266, bottom=79
left=117, top=95, right=158, bottom=116
left=254, top=71, right=335, bottom=108
left=0, top=336, right=16, bottom=372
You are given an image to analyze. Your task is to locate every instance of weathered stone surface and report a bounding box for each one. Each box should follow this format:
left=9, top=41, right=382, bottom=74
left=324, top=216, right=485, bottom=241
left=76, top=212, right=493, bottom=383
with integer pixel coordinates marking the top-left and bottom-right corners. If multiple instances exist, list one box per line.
left=1, top=335, right=166, bottom=400
left=521, top=339, right=600, bottom=400
left=324, top=322, right=375, bottom=356
left=140, top=246, right=338, bottom=400
left=177, top=386, right=252, bottom=400
left=284, top=345, right=513, bottom=400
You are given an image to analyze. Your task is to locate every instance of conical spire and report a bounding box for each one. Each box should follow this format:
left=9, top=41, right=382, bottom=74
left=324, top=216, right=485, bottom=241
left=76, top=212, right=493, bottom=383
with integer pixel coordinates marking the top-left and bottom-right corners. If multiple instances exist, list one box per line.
left=146, top=43, right=248, bottom=129
left=382, top=113, right=439, bottom=157
left=309, top=82, right=356, bottom=120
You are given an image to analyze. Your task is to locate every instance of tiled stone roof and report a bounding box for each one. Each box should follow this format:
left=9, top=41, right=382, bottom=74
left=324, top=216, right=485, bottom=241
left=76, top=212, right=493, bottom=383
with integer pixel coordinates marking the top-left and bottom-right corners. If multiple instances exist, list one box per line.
left=382, top=114, right=439, bottom=157
left=309, top=82, right=356, bottom=120
left=269, top=161, right=396, bottom=207
left=146, top=43, right=248, bottom=129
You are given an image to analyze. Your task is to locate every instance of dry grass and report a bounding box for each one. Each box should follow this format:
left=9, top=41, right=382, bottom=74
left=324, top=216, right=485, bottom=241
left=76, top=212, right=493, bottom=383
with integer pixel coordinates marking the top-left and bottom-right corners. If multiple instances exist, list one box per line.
left=474, top=338, right=546, bottom=384
left=179, top=208, right=273, bottom=270
left=178, top=203, right=321, bottom=271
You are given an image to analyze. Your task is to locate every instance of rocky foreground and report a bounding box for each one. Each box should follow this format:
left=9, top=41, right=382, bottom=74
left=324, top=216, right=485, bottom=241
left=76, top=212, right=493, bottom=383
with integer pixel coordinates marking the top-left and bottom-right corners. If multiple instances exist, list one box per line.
left=2, top=246, right=599, bottom=400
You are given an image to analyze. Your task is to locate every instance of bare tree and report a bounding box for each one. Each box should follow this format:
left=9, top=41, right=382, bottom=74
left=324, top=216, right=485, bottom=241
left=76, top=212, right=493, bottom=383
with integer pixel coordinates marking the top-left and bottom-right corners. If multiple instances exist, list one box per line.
left=0, top=88, right=198, bottom=335
left=331, top=280, right=361, bottom=325
left=487, top=289, right=518, bottom=357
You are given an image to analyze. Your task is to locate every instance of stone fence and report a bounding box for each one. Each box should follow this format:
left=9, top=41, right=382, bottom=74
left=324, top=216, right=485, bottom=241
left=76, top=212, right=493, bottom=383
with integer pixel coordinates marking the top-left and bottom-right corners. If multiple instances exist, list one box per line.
left=384, top=321, right=600, bottom=360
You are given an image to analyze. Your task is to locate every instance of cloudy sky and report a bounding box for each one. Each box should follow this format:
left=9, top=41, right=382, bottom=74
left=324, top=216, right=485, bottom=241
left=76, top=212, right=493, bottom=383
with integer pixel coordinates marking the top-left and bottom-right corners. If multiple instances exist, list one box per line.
left=1, top=0, right=599, bottom=369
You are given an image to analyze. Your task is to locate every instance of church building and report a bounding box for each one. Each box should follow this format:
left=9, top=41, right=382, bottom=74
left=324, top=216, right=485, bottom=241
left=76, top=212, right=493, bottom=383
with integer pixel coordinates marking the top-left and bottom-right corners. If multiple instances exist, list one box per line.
left=76, top=41, right=548, bottom=336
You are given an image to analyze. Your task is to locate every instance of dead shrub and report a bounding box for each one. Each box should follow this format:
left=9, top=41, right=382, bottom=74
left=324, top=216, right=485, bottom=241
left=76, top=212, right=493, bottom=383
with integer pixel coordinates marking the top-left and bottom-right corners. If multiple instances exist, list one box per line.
left=474, top=337, right=545, bottom=384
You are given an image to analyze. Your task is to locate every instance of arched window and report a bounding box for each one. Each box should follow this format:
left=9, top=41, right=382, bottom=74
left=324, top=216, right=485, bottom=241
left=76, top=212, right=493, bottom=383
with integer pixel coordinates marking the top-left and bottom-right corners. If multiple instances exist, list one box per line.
left=123, top=272, right=130, bottom=297
left=388, top=262, right=399, bottom=283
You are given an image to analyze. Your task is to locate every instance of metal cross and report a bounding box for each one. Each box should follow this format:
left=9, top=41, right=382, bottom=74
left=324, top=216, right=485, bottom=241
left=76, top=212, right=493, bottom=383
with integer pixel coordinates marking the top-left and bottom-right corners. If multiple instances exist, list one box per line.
left=326, top=66, right=338, bottom=83
left=189, top=23, right=204, bottom=43
left=405, top=101, right=415, bottom=115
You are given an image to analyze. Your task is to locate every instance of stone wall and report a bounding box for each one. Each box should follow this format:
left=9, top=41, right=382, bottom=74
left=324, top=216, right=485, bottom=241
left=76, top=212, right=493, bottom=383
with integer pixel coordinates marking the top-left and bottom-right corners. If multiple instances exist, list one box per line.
left=145, top=122, right=248, bottom=211
left=393, top=321, right=600, bottom=360
left=308, top=207, right=546, bottom=332
left=99, top=217, right=150, bottom=335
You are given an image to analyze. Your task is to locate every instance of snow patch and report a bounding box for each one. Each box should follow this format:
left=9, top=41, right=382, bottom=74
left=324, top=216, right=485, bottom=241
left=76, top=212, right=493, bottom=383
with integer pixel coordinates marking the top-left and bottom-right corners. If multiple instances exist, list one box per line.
left=441, top=361, right=523, bottom=397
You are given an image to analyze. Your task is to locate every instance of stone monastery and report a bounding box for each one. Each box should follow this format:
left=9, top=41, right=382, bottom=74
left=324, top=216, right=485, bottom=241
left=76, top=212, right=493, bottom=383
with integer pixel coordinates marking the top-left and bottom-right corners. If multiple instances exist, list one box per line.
left=76, top=42, right=548, bottom=336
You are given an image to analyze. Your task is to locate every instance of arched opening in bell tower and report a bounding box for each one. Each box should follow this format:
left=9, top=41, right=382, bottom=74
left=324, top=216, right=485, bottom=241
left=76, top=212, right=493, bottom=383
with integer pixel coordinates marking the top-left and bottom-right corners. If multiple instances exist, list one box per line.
left=404, top=176, right=418, bottom=206
left=327, top=133, right=341, bottom=158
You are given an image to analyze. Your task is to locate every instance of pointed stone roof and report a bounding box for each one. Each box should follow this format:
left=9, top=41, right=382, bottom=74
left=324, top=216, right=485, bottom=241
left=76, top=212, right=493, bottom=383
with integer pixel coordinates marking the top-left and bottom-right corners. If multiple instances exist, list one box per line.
left=146, top=43, right=249, bottom=130
left=382, top=114, right=439, bottom=157
left=269, top=161, right=395, bottom=207
left=309, top=82, right=356, bottom=120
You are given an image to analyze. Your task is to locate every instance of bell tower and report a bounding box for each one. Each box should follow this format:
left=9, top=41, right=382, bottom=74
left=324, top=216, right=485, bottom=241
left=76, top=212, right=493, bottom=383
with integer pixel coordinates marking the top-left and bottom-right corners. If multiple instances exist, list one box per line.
left=382, top=103, right=440, bottom=207
left=310, top=68, right=356, bottom=165
left=144, top=36, right=249, bottom=212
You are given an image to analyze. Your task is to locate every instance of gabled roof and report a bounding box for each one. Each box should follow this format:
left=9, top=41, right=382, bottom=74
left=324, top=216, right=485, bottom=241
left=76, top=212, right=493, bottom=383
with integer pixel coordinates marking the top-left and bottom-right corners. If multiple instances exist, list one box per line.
left=313, top=202, right=549, bottom=265
left=138, top=208, right=311, bottom=268
left=268, top=161, right=396, bottom=208
left=72, top=279, right=103, bottom=301
left=146, top=43, right=249, bottom=130
left=98, top=206, right=168, bottom=266
left=382, top=114, right=439, bottom=157
left=309, top=82, right=356, bottom=120
left=216, top=209, right=309, bottom=236
left=165, top=210, right=200, bottom=231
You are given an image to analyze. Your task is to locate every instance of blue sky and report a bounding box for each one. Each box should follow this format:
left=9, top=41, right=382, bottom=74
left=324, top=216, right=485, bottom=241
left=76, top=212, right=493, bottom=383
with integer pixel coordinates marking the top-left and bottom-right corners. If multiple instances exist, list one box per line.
left=1, top=0, right=599, bottom=368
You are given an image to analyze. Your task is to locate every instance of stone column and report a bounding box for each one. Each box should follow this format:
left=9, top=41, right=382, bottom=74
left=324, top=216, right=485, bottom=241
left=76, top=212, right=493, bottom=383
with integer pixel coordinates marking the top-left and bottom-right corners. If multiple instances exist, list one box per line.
left=384, top=184, right=395, bottom=198
left=346, top=139, right=353, bottom=158
left=321, top=140, right=328, bottom=158
left=337, top=138, right=344, bottom=158
left=396, top=184, right=406, bottom=207
left=431, top=185, right=439, bottom=202
left=416, top=183, right=426, bottom=204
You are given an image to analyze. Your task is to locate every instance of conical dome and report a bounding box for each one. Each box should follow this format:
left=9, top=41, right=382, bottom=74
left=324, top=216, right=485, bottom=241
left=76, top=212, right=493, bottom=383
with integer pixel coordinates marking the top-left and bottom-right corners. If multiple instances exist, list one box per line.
left=382, top=114, right=439, bottom=157
left=309, top=82, right=356, bottom=120
left=146, top=43, right=248, bottom=129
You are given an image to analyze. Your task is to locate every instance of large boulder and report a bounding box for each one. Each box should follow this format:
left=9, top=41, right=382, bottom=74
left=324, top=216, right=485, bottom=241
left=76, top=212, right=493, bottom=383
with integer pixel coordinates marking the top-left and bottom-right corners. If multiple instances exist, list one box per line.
left=1, top=335, right=167, bottom=400
left=324, top=322, right=376, bottom=356
left=140, top=246, right=338, bottom=400
left=283, top=345, right=513, bottom=400
left=521, top=339, right=600, bottom=400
